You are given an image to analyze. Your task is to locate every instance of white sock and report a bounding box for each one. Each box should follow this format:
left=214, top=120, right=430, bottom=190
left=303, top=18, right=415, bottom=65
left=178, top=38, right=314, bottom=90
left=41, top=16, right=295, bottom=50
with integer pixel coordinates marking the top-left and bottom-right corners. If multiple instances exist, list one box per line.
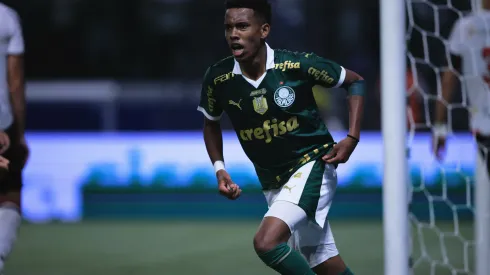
left=0, top=203, right=21, bottom=273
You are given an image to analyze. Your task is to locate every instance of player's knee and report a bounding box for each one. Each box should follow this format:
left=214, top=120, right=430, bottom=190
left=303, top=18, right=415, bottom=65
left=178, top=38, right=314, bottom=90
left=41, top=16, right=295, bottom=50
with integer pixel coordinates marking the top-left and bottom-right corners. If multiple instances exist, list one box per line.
left=253, top=232, right=279, bottom=254
left=253, top=217, right=291, bottom=254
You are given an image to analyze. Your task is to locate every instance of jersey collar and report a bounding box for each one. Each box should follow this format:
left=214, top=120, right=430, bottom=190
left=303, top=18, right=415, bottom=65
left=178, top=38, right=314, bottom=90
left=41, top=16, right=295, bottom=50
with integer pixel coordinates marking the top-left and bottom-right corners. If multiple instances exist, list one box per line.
left=232, top=43, right=275, bottom=75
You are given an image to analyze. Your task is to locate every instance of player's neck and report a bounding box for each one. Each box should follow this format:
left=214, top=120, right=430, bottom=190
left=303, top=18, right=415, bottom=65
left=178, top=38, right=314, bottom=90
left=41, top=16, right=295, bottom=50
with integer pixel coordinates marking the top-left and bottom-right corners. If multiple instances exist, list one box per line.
left=239, top=45, right=267, bottom=81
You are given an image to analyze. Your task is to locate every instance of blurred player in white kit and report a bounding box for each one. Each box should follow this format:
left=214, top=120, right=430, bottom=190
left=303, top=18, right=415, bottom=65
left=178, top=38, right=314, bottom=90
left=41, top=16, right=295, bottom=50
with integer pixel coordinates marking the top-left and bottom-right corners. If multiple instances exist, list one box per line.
left=0, top=2, right=29, bottom=273
left=432, top=1, right=490, bottom=273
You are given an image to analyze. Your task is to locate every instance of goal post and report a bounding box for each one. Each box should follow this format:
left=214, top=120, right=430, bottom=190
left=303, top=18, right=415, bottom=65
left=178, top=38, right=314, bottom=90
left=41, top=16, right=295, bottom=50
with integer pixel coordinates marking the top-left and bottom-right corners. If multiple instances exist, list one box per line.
left=474, top=1, right=490, bottom=274
left=476, top=151, right=490, bottom=275
left=381, top=0, right=409, bottom=275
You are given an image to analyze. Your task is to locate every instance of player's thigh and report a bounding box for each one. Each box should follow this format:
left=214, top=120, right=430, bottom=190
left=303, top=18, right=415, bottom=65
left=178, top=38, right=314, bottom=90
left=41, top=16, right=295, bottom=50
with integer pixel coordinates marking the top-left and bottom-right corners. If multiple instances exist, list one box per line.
left=255, top=201, right=307, bottom=253
left=264, top=160, right=338, bottom=229
left=264, top=200, right=308, bottom=234
left=298, top=160, right=338, bottom=228
left=295, top=220, right=339, bottom=268
left=263, top=160, right=318, bottom=232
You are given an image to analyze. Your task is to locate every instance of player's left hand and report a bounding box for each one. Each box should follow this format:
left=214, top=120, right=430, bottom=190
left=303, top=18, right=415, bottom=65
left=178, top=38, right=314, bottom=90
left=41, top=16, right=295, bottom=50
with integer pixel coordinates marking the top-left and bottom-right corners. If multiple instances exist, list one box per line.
left=0, top=131, right=10, bottom=154
left=0, top=156, right=9, bottom=181
left=322, top=137, right=358, bottom=164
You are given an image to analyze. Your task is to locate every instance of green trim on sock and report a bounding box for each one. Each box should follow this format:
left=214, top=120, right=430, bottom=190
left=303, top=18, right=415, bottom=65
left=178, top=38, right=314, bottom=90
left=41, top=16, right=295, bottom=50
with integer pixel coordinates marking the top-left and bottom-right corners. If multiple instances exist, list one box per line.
left=258, top=243, right=315, bottom=275
left=258, top=243, right=290, bottom=266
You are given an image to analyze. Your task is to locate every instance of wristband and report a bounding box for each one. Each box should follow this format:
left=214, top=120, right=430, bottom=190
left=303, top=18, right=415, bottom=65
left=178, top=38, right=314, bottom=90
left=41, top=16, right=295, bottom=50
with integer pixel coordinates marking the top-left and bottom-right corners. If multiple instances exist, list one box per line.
left=213, top=160, right=225, bottom=173
left=347, top=134, right=359, bottom=143
left=347, top=80, right=366, bottom=96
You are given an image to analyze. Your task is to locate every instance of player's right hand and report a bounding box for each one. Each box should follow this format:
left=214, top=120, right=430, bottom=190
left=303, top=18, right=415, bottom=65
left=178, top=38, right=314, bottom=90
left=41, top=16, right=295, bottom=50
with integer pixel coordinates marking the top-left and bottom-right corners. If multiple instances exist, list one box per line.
left=216, top=170, right=242, bottom=200
left=431, top=124, right=448, bottom=161
left=432, top=135, right=446, bottom=161
left=0, top=131, right=10, bottom=154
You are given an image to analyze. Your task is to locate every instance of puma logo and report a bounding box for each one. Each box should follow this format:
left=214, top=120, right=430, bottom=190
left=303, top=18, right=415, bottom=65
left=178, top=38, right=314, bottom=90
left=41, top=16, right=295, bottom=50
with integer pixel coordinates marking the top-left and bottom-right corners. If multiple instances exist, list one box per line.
left=283, top=185, right=296, bottom=193
left=229, top=99, right=242, bottom=110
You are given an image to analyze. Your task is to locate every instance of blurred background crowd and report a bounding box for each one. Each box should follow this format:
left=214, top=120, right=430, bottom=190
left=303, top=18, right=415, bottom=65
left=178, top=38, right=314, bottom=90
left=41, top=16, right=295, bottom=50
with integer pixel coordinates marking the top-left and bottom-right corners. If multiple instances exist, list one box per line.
left=2, top=0, right=473, bottom=133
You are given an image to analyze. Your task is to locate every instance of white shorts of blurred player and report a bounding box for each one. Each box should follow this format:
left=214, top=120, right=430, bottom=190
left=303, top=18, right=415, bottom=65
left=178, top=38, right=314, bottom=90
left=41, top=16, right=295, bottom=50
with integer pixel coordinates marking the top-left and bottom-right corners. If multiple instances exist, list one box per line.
left=263, top=160, right=338, bottom=268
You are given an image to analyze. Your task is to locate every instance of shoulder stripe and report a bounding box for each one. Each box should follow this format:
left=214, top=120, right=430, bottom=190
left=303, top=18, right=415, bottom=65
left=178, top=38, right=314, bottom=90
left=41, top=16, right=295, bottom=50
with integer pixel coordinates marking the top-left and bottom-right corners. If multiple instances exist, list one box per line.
left=197, top=106, right=222, bottom=121
left=333, top=66, right=346, bottom=88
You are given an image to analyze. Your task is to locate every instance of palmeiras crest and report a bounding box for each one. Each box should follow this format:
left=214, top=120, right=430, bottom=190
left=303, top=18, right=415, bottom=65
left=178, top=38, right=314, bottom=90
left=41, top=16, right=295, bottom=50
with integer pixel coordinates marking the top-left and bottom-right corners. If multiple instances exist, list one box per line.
left=274, top=86, right=295, bottom=108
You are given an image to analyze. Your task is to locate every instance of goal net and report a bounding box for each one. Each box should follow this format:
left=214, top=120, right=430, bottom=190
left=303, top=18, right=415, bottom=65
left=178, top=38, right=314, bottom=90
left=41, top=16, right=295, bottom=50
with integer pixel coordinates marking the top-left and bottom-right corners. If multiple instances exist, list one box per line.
left=405, top=0, right=487, bottom=274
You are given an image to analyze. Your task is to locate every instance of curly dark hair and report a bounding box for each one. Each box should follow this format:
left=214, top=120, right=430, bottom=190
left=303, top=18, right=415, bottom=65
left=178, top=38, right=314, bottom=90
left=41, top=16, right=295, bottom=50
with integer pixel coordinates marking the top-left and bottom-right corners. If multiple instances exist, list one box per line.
left=224, top=0, right=272, bottom=24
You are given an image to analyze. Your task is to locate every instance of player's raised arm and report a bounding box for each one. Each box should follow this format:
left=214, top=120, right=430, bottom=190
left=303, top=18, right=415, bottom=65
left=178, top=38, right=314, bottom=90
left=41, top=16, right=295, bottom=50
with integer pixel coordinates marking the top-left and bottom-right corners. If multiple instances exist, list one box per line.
left=301, top=53, right=365, bottom=164
left=6, top=8, right=27, bottom=158
left=436, top=66, right=459, bottom=126
left=433, top=60, right=459, bottom=160
left=197, top=67, right=225, bottom=164
left=340, top=69, right=365, bottom=143
left=7, top=8, right=29, bottom=166
left=197, top=67, right=241, bottom=200
left=433, top=19, right=464, bottom=160
left=322, top=68, right=365, bottom=164
left=7, top=55, right=25, bottom=140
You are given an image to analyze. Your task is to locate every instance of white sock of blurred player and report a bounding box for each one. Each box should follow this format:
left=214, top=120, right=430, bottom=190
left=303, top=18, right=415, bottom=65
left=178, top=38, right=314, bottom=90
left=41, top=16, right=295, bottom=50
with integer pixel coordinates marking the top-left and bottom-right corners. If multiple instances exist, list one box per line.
left=0, top=202, right=21, bottom=272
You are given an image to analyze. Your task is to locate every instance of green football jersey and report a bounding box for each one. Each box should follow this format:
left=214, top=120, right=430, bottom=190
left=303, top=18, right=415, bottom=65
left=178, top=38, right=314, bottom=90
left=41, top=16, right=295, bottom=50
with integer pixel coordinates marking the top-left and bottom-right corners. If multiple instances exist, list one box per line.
left=198, top=45, right=346, bottom=190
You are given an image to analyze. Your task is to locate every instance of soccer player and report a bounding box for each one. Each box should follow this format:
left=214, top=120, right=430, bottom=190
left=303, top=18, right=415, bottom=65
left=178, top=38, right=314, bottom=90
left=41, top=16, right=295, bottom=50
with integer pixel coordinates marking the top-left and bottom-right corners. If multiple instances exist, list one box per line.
left=0, top=3, right=28, bottom=273
left=432, top=2, right=490, bottom=274
left=433, top=1, right=490, bottom=167
left=197, top=1, right=364, bottom=274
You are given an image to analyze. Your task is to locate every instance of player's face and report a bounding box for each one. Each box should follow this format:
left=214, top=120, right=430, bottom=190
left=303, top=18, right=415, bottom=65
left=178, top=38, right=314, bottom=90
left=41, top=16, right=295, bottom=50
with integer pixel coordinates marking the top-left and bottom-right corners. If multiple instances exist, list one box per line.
left=224, top=8, right=270, bottom=63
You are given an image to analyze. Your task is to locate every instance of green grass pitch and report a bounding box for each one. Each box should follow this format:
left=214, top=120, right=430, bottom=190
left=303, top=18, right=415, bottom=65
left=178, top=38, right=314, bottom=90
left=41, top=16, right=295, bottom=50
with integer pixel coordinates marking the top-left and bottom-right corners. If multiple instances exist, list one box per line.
left=5, top=220, right=473, bottom=275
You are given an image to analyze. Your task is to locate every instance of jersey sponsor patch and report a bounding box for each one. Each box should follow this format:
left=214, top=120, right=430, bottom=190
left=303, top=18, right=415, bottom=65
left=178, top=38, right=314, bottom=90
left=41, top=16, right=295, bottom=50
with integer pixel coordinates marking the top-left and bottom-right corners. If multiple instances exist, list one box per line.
left=238, top=116, right=299, bottom=144
left=253, top=95, right=268, bottom=115
left=274, top=86, right=295, bottom=108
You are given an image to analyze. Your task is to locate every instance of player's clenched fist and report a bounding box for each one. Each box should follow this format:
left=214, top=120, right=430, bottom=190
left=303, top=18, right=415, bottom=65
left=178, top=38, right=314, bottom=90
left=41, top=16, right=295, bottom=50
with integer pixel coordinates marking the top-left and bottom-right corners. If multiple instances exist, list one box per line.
left=0, top=131, right=10, bottom=154
left=322, top=136, right=358, bottom=164
left=216, top=170, right=242, bottom=200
